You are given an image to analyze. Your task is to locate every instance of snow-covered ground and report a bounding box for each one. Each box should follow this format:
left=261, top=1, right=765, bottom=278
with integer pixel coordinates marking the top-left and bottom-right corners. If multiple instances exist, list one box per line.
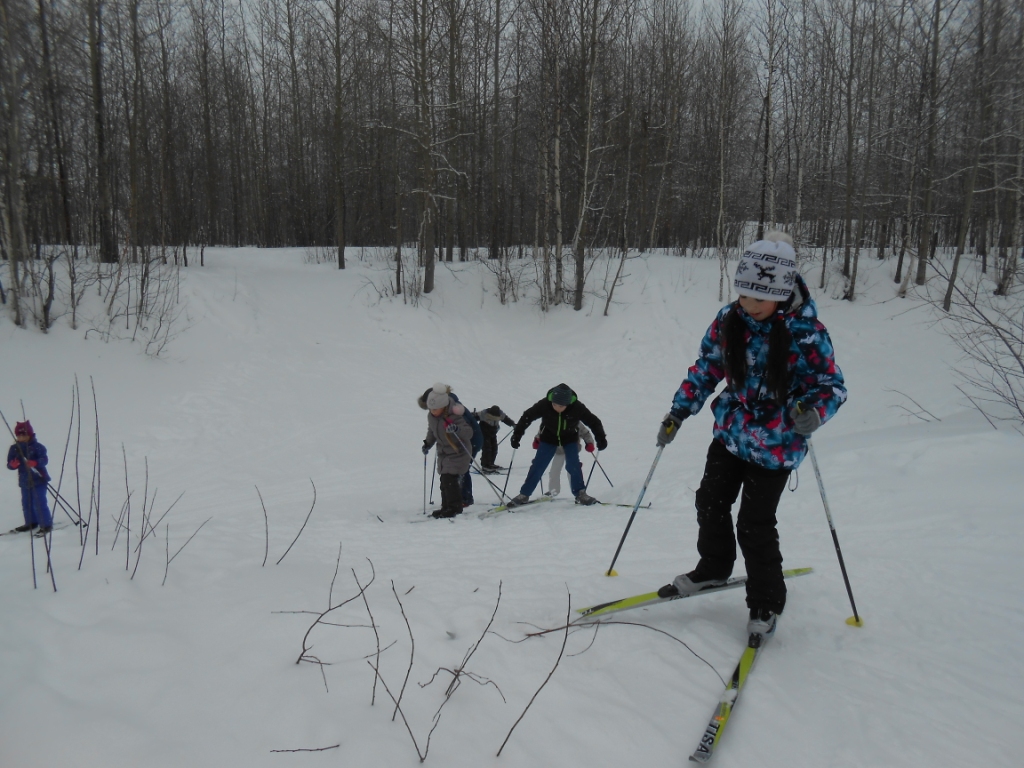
left=1, top=248, right=1020, bottom=767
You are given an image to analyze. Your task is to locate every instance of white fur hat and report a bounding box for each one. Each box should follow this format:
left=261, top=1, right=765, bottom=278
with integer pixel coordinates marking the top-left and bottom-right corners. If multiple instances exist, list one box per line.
left=425, top=383, right=451, bottom=410
left=734, top=231, right=797, bottom=300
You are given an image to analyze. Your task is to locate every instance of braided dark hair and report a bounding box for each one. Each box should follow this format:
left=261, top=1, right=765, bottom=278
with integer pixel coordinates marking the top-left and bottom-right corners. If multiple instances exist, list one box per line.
left=722, top=304, right=793, bottom=402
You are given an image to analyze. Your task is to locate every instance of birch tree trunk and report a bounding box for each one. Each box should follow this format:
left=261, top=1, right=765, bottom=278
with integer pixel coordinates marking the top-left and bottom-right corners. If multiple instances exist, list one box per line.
left=334, top=0, right=347, bottom=269
left=89, top=0, right=117, bottom=263
left=571, top=0, right=602, bottom=312
left=0, top=0, right=29, bottom=324
left=943, top=1, right=991, bottom=310
left=915, top=0, right=943, bottom=286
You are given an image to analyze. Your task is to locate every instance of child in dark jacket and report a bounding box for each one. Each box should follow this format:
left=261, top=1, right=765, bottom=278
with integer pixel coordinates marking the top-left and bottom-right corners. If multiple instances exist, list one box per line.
left=655, top=232, right=846, bottom=641
left=474, top=406, right=516, bottom=472
left=508, top=384, right=607, bottom=507
left=6, top=420, right=53, bottom=534
left=419, top=384, right=475, bottom=518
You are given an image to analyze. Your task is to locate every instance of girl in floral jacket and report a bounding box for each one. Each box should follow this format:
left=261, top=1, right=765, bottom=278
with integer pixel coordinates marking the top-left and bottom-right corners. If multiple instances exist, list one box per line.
left=655, top=232, right=846, bottom=640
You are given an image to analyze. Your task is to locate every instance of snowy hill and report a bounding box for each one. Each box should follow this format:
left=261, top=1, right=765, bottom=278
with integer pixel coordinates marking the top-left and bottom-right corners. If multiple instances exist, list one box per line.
left=1, top=249, right=1020, bottom=767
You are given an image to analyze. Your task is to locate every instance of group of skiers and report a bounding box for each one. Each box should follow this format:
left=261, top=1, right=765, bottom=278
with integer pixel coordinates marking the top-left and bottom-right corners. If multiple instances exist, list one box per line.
left=418, top=382, right=609, bottom=520
left=5, top=231, right=845, bottom=644
left=418, top=231, right=847, bottom=640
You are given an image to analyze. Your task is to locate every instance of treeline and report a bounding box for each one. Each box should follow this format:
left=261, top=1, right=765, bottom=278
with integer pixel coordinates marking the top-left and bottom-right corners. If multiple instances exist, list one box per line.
left=1, top=0, right=1022, bottom=302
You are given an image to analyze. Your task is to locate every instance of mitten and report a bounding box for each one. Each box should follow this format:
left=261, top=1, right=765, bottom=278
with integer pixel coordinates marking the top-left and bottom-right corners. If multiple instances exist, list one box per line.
left=7, top=459, right=19, bottom=470
left=532, top=438, right=540, bottom=450
left=27, top=460, right=38, bottom=468
left=584, top=443, right=595, bottom=453
left=421, top=442, right=431, bottom=455
left=510, top=436, right=521, bottom=450
left=596, top=437, right=608, bottom=451
left=445, top=422, right=459, bottom=434
left=657, top=412, right=686, bottom=447
left=791, top=404, right=822, bottom=435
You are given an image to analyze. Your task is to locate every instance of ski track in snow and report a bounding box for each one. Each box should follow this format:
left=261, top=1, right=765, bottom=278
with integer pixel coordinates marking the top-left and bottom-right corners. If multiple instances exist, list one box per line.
left=1, top=248, right=1021, bottom=767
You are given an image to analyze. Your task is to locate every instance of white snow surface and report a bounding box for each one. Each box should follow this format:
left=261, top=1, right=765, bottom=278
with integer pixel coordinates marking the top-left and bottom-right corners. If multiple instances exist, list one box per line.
left=1, top=249, right=1021, bottom=767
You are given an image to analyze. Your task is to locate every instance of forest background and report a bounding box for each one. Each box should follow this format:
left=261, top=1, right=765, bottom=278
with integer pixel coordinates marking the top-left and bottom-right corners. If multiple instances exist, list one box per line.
left=1, top=0, right=1022, bottom=320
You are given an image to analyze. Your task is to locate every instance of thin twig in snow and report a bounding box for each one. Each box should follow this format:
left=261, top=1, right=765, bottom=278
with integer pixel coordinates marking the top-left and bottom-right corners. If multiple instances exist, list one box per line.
left=391, top=581, right=415, bottom=722
left=162, top=517, right=212, bottom=586
left=276, top=479, right=316, bottom=565
left=353, top=561, right=381, bottom=704
left=255, top=485, right=269, bottom=567
left=497, top=588, right=571, bottom=756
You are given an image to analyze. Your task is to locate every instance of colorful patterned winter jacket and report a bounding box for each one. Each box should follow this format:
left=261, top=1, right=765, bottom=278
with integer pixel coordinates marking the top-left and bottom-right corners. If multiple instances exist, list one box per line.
left=670, top=275, right=846, bottom=471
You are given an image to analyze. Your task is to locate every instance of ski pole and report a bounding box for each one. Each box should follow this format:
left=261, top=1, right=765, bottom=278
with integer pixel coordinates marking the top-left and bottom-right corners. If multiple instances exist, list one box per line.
left=452, top=432, right=510, bottom=504
left=806, top=438, right=863, bottom=627
left=423, top=452, right=428, bottom=515
left=497, top=428, right=512, bottom=447
left=501, top=449, right=516, bottom=498
left=429, top=453, right=437, bottom=505
left=604, top=446, right=664, bottom=576
left=592, top=453, right=613, bottom=488
left=585, top=458, right=597, bottom=489
left=47, top=484, right=84, bottom=526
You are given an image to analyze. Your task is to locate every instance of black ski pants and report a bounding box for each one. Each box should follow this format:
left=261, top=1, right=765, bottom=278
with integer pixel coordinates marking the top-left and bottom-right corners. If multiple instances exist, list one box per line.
left=439, top=473, right=463, bottom=516
left=480, top=422, right=499, bottom=467
left=693, top=439, right=791, bottom=614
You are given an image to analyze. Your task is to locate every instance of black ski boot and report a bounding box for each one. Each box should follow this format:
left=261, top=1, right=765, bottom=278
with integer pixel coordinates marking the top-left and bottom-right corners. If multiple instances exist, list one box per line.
left=432, top=474, right=463, bottom=519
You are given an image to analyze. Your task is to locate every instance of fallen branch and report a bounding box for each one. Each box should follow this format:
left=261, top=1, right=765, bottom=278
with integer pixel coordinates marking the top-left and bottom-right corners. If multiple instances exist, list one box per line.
left=294, top=552, right=375, bottom=694
left=522, top=618, right=725, bottom=685
left=269, top=744, right=340, bottom=753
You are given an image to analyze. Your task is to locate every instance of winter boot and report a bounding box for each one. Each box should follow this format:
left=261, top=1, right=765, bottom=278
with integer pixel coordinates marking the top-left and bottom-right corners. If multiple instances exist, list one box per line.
left=574, top=490, right=599, bottom=506
left=746, top=607, right=778, bottom=644
left=505, top=494, right=530, bottom=509
left=13, top=524, right=37, bottom=533
left=657, top=570, right=729, bottom=599
left=432, top=474, right=463, bottom=519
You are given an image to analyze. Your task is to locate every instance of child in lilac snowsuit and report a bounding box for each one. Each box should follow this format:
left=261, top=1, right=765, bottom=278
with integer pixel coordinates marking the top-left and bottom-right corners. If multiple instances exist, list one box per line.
left=6, top=420, right=53, bottom=533
left=655, top=232, right=846, bottom=640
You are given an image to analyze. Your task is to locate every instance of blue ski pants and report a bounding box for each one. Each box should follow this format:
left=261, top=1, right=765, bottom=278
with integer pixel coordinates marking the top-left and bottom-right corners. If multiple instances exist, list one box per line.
left=521, top=442, right=585, bottom=498
left=21, top=484, right=53, bottom=528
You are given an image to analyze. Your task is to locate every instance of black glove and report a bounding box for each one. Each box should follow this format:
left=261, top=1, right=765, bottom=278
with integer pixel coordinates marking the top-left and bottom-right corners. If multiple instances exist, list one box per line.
left=791, top=404, right=821, bottom=435
left=596, top=437, right=608, bottom=452
left=510, top=435, right=521, bottom=450
left=657, top=412, right=687, bottom=447
left=421, top=441, right=431, bottom=455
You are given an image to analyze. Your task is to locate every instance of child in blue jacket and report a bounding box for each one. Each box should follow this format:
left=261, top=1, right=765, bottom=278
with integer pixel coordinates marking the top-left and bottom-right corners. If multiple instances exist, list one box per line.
left=655, top=232, right=846, bottom=641
left=6, top=420, right=53, bottom=534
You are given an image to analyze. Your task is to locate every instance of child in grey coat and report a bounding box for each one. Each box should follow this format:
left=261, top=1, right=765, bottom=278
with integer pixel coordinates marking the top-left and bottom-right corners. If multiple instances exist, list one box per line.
left=420, top=384, right=474, bottom=518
